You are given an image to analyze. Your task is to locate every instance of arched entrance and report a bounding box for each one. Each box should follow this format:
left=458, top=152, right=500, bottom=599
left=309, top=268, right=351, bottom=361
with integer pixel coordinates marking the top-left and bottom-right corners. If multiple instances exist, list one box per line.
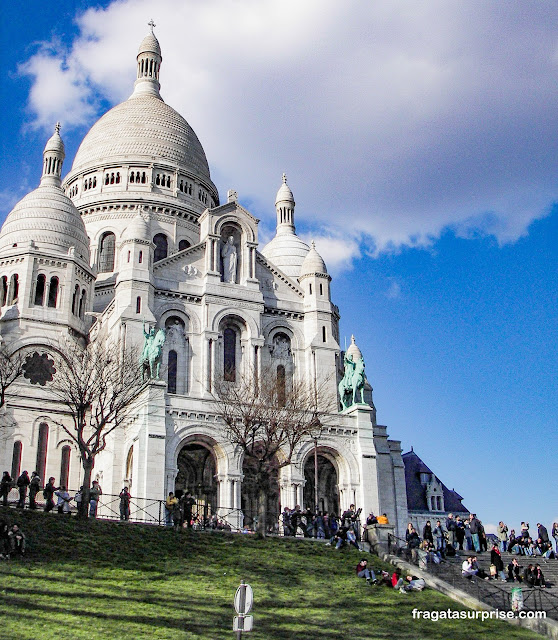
left=241, top=450, right=280, bottom=534
left=175, top=443, right=217, bottom=522
left=303, top=450, right=340, bottom=515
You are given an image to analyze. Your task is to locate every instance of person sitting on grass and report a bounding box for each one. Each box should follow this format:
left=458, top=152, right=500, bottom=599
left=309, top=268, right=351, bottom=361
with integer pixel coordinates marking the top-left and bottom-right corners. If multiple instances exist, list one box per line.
left=7, top=523, right=25, bottom=557
left=356, top=558, right=377, bottom=585
left=391, top=568, right=425, bottom=593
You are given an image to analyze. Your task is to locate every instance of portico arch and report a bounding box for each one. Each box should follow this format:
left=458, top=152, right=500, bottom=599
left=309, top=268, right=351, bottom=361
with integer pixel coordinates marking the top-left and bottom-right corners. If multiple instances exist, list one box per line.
left=174, top=434, right=222, bottom=519
left=303, top=446, right=340, bottom=515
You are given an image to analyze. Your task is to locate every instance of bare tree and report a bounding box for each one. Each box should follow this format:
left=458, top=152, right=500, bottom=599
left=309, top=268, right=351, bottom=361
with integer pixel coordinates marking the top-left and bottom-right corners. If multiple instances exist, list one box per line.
left=0, top=344, right=24, bottom=410
left=213, top=368, right=334, bottom=536
left=49, top=337, right=145, bottom=518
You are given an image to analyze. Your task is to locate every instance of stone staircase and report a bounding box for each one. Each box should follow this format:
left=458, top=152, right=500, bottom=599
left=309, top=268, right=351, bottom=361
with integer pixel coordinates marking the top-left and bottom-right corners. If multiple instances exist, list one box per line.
left=427, top=548, right=558, bottom=620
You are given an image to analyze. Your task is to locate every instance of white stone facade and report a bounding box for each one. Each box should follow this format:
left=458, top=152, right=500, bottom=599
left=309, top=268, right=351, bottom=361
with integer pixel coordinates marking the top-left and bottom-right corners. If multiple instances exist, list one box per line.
left=0, top=28, right=408, bottom=537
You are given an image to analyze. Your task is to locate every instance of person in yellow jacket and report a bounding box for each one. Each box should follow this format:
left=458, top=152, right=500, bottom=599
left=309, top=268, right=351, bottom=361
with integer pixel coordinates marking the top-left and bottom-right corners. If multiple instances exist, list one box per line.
left=377, top=513, right=390, bottom=525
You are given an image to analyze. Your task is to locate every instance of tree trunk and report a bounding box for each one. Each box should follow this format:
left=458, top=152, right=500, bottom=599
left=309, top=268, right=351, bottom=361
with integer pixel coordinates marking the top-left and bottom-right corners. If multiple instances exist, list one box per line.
left=79, top=459, right=94, bottom=520
left=256, top=486, right=267, bottom=538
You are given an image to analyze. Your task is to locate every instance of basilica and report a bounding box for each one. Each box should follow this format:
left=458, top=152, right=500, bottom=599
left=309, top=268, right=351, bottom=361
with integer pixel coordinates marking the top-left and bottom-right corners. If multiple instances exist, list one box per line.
left=0, top=27, right=410, bottom=535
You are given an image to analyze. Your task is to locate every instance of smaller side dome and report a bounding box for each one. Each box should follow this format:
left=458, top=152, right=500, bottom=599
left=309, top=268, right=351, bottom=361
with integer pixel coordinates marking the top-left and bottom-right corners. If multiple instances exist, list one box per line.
left=122, top=213, right=149, bottom=242
left=0, top=125, right=90, bottom=262
left=346, top=335, right=363, bottom=362
left=300, top=240, right=327, bottom=277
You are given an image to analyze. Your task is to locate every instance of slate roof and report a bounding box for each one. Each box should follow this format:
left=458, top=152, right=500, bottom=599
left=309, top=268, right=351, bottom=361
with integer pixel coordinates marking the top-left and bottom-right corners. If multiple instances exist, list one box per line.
left=403, top=448, right=469, bottom=513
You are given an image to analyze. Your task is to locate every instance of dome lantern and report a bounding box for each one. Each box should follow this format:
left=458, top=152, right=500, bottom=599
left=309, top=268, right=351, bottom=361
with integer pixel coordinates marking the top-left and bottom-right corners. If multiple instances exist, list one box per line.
left=41, top=122, right=65, bottom=187
left=132, top=20, right=162, bottom=99
left=275, top=173, right=296, bottom=236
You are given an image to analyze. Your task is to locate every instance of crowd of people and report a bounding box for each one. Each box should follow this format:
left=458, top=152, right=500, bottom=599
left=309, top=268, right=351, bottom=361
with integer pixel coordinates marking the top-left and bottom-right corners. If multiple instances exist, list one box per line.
left=402, top=514, right=558, bottom=562
left=0, top=470, right=136, bottom=520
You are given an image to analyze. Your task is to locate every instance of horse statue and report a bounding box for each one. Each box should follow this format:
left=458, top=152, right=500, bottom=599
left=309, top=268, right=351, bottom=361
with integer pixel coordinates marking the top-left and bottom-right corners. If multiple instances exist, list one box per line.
left=338, top=351, right=366, bottom=410
left=141, top=323, right=166, bottom=380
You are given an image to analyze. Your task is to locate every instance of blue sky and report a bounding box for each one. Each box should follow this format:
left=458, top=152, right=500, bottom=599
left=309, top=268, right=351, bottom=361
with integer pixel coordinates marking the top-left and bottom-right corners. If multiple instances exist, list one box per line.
left=1, top=0, right=557, bottom=534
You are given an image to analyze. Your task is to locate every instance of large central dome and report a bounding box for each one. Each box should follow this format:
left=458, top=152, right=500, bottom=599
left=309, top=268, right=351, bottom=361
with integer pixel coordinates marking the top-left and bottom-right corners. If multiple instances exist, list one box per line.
left=64, top=25, right=219, bottom=211
left=71, top=94, right=211, bottom=179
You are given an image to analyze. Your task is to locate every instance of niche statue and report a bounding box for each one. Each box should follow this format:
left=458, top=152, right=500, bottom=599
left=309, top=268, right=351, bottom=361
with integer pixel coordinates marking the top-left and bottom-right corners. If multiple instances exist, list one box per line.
left=221, top=236, right=237, bottom=283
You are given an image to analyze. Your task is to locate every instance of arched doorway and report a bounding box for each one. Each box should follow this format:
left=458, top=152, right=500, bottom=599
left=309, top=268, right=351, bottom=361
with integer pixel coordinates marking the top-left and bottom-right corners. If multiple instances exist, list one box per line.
left=175, top=442, right=217, bottom=523
left=241, top=450, right=280, bottom=534
left=303, top=451, right=340, bottom=516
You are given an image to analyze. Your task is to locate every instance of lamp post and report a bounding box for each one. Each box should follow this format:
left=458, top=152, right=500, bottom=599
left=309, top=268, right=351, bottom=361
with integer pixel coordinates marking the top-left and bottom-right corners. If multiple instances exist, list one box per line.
left=313, top=436, right=318, bottom=512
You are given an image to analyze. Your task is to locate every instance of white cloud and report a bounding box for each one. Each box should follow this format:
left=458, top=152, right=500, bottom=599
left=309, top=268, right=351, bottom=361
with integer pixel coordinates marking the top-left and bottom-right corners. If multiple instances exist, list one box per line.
left=300, top=234, right=361, bottom=276
left=385, top=279, right=402, bottom=300
left=16, top=0, right=558, bottom=266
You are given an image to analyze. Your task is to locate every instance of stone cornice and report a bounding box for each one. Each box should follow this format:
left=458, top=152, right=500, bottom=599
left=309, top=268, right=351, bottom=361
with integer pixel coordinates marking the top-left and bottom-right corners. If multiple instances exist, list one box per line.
left=255, top=252, right=304, bottom=296
left=153, top=241, right=204, bottom=270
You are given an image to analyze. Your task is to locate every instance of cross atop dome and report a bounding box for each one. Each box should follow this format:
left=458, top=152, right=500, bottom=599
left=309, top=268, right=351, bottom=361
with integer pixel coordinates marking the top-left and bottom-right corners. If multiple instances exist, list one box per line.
left=148, top=19, right=156, bottom=33
left=55, top=122, right=61, bottom=134
left=282, top=172, right=287, bottom=184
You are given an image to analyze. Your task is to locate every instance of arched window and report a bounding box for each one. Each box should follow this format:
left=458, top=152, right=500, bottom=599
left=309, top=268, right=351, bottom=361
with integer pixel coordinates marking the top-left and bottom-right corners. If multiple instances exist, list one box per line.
left=156, top=174, right=160, bottom=186
left=223, top=328, right=236, bottom=382
left=105, top=174, right=110, bottom=185
left=110, top=173, right=115, bottom=184
left=47, top=277, right=59, bottom=308
left=153, top=234, right=168, bottom=262
left=130, top=172, right=135, bottom=184
left=116, top=172, right=121, bottom=184
left=8, top=274, right=19, bottom=304
left=178, top=240, right=190, bottom=251
left=72, top=284, right=79, bottom=315
left=60, top=446, right=71, bottom=488
left=319, top=283, right=323, bottom=296
left=277, top=365, right=286, bottom=407
left=125, top=446, right=134, bottom=487
left=0, top=276, right=7, bottom=306
left=136, top=296, right=141, bottom=314
left=98, top=232, right=116, bottom=272
left=167, top=350, right=177, bottom=394
left=11, top=441, right=22, bottom=480
left=79, top=289, right=87, bottom=319
left=141, top=172, right=146, bottom=184
left=36, top=422, right=49, bottom=483
left=139, top=251, right=143, bottom=264
left=34, top=274, right=46, bottom=306
left=322, top=326, right=327, bottom=343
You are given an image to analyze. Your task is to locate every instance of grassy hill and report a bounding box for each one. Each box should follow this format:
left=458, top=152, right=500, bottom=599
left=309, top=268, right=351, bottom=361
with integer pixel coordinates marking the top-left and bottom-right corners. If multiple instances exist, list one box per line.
left=0, top=509, right=544, bottom=640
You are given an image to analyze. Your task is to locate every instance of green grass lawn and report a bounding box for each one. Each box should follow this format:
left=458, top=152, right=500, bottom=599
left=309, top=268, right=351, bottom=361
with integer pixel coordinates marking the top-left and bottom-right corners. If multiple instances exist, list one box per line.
left=0, top=509, right=544, bottom=640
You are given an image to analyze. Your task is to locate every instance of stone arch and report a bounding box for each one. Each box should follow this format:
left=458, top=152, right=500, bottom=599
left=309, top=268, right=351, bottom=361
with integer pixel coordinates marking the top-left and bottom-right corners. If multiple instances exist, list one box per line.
left=302, top=445, right=341, bottom=515
left=157, top=303, right=201, bottom=335
left=211, top=308, right=260, bottom=340
left=215, top=215, right=256, bottom=244
left=170, top=431, right=228, bottom=516
left=162, top=315, right=190, bottom=395
left=296, top=438, right=360, bottom=513
left=215, top=313, right=254, bottom=383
